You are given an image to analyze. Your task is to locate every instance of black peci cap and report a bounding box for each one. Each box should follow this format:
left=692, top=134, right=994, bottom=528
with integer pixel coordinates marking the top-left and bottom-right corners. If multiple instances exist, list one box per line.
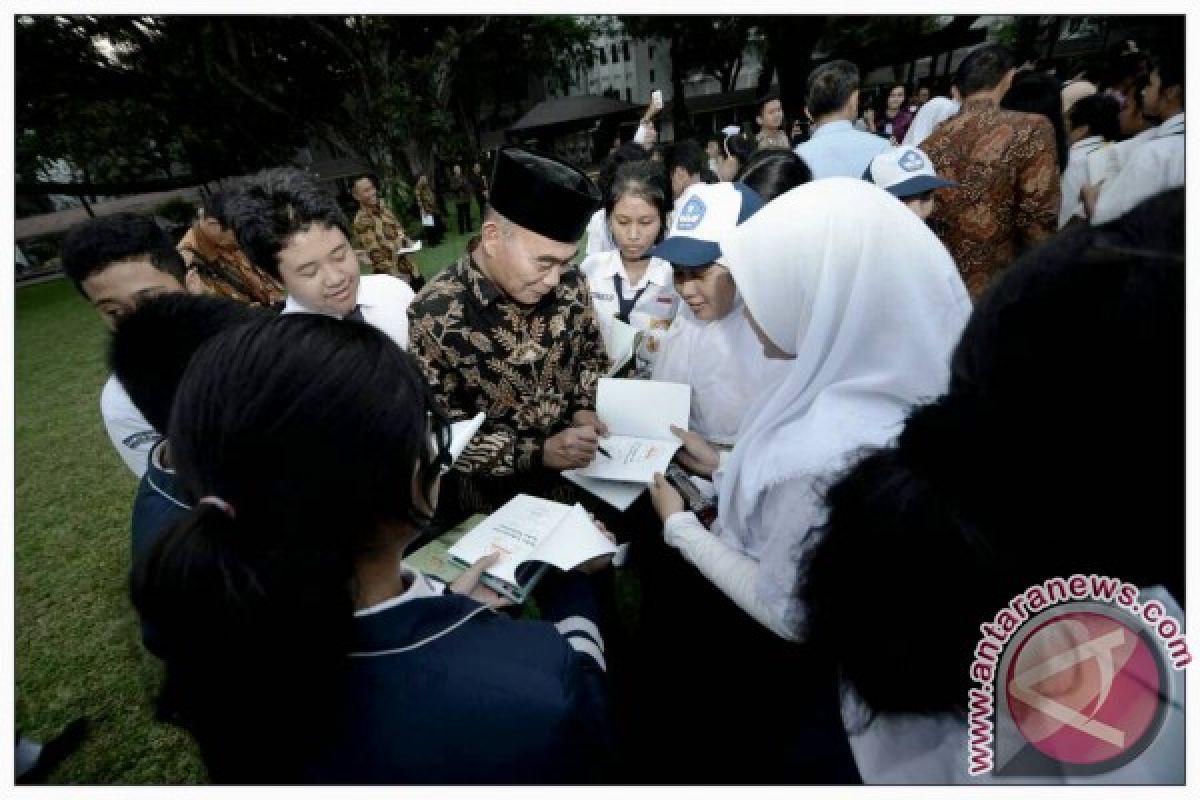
left=488, top=147, right=602, bottom=243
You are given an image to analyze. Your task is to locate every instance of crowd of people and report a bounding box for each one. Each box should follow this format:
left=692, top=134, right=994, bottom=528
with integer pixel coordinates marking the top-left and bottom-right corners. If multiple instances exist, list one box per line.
left=49, top=36, right=1184, bottom=785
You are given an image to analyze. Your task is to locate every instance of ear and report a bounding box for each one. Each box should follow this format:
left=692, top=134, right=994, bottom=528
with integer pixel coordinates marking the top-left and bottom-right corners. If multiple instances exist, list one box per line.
left=479, top=219, right=504, bottom=258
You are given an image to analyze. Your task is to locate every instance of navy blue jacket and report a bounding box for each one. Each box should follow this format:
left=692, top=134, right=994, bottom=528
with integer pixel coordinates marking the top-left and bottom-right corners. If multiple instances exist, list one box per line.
left=131, top=441, right=191, bottom=564
left=302, top=570, right=613, bottom=783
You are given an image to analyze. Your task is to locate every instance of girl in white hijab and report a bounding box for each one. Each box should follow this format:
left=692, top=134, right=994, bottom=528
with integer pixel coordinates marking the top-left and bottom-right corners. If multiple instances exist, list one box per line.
left=648, top=177, right=972, bottom=640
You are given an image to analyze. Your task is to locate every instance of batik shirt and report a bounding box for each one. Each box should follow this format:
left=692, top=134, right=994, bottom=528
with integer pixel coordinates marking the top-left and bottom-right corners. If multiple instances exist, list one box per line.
left=353, top=205, right=420, bottom=280
left=177, top=225, right=284, bottom=306
left=408, top=255, right=610, bottom=477
left=923, top=96, right=1060, bottom=300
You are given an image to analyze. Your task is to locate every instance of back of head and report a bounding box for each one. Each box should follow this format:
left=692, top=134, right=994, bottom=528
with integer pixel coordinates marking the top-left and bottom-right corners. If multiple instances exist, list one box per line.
left=1067, top=92, right=1121, bottom=142
left=955, top=44, right=1015, bottom=97
left=802, top=189, right=1184, bottom=717
left=109, top=293, right=273, bottom=434
left=224, top=168, right=350, bottom=280
left=133, top=314, right=447, bottom=779
left=1001, top=70, right=1068, bottom=172
left=666, top=139, right=709, bottom=180
left=806, top=60, right=860, bottom=118
left=736, top=148, right=813, bottom=203
left=62, top=213, right=186, bottom=297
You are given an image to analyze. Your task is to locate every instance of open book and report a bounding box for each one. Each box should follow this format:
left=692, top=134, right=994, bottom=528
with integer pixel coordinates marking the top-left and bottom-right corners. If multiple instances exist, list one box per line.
left=564, top=378, right=691, bottom=510
left=602, top=317, right=643, bottom=377
left=447, top=494, right=616, bottom=603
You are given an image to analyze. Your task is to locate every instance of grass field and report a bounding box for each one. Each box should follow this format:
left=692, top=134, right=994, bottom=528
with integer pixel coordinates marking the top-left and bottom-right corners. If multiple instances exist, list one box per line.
left=14, top=222, right=482, bottom=783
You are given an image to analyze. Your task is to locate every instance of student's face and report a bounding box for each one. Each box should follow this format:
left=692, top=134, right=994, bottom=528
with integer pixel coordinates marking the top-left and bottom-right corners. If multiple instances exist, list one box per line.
left=758, top=99, right=784, bottom=131
left=482, top=221, right=578, bottom=305
left=917, top=87, right=931, bottom=105
left=744, top=307, right=795, bottom=360
left=82, top=258, right=186, bottom=330
left=609, top=194, right=662, bottom=261
left=1119, top=99, right=1148, bottom=136
left=277, top=223, right=361, bottom=316
left=903, top=191, right=936, bottom=221
left=887, top=86, right=906, bottom=112
left=352, top=178, right=379, bottom=209
left=673, top=262, right=736, bottom=321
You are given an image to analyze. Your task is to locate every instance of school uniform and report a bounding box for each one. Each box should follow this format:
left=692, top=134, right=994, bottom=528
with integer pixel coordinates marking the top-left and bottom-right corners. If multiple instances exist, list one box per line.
left=1092, top=113, right=1185, bottom=225
left=1059, top=135, right=1106, bottom=228
left=101, top=374, right=160, bottom=478
left=283, top=274, right=415, bottom=349
left=580, top=251, right=679, bottom=377
left=302, top=568, right=613, bottom=783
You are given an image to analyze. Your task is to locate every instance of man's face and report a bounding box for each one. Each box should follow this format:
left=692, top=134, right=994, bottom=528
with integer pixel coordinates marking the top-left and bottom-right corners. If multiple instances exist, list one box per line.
left=758, top=99, right=784, bottom=131
left=352, top=178, right=379, bottom=209
left=483, top=222, right=578, bottom=305
left=276, top=223, right=361, bottom=316
left=917, top=87, right=931, bottom=106
left=82, top=258, right=186, bottom=330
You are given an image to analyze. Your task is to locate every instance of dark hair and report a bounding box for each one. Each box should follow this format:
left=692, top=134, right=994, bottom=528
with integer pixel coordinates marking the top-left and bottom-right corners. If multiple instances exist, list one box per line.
left=736, top=149, right=812, bottom=203
left=605, top=160, right=672, bottom=243
left=201, top=189, right=238, bottom=229
left=721, top=131, right=756, bottom=169
left=1001, top=70, right=1069, bottom=173
left=225, top=167, right=351, bottom=280
left=597, top=142, right=651, bottom=202
left=955, top=44, right=1015, bottom=97
left=666, top=139, right=709, bottom=180
left=61, top=213, right=186, bottom=298
left=806, top=60, right=860, bottom=118
left=132, top=314, right=451, bottom=780
left=1067, top=93, right=1121, bottom=143
left=1152, top=40, right=1184, bottom=95
left=109, top=293, right=272, bottom=433
left=756, top=90, right=780, bottom=115
left=802, top=189, right=1184, bottom=718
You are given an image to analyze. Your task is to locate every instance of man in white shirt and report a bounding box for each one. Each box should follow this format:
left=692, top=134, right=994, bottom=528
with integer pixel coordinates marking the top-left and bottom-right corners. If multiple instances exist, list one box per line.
left=227, top=168, right=414, bottom=349
left=795, top=60, right=891, bottom=180
left=61, top=213, right=191, bottom=477
left=1085, top=46, right=1184, bottom=225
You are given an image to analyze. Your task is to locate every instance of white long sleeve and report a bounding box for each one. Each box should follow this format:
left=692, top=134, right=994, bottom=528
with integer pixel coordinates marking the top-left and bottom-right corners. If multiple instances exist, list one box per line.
left=662, top=511, right=800, bottom=641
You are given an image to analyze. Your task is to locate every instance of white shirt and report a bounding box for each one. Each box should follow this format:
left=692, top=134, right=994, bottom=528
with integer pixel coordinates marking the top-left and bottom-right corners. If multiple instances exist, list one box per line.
left=584, top=209, right=616, bottom=256
left=354, top=565, right=442, bottom=617
left=283, top=273, right=414, bottom=349
left=581, top=252, right=678, bottom=376
left=101, top=374, right=160, bottom=478
left=1092, top=113, right=1185, bottom=225
left=1059, top=135, right=1106, bottom=228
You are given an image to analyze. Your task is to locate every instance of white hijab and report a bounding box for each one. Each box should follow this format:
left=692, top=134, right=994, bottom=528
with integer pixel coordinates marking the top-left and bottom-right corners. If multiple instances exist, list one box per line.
left=902, top=96, right=961, bottom=147
left=652, top=294, right=788, bottom=445
left=716, top=178, right=972, bottom=561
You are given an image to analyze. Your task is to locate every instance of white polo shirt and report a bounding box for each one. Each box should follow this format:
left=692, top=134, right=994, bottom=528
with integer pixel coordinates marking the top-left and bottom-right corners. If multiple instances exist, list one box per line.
left=282, top=273, right=414, bottom=349
left=580, top=251, right=679, bottom=377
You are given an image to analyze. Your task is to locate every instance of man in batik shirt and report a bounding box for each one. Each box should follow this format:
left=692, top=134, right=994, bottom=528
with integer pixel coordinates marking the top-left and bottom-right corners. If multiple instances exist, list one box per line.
left=351, top=174, right=422, bottom=286
left=408, top=147, right=609, bottom=517
left=177, top=190, right=284, bottom=306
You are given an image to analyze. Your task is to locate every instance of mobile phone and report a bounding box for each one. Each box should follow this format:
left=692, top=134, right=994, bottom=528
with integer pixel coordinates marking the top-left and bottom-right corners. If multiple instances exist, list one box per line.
left=665, top=464, right=717, bottom=528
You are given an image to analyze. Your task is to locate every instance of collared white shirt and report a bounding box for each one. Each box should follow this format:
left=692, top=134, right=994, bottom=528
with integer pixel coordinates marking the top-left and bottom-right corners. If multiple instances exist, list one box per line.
left=580, top=251, right=679, bottom=376
left=795, top=119, right=892, bottom=180
left=101, top=374, right=160, bottom=477
left=1092, top=112, right=1185, bottom=225
left=1059, top=135, right=1106, bottom=228
left=354, top=565, right=443, bottom=617
left=282, top=273, right=414, bottom=349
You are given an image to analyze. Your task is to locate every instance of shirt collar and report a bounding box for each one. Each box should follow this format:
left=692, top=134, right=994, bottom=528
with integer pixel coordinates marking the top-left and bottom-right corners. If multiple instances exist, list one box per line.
left=354, top=565, right=442, bottom=617
left=1157, top=112, right=1185, bottom=137
left=1071, top=135, right=1105, bottom=151
left=461, top=255, right=505, bottom=308
left=812, top=119, right=854, bottom=137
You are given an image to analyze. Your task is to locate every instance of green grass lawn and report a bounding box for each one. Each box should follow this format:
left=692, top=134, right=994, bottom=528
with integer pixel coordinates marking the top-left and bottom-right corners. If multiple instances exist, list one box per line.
left=14, top=224, right=481, bottom=783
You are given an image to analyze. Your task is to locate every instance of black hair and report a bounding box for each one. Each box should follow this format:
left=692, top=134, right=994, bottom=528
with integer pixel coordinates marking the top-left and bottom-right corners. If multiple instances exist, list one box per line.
left=224, top=167, right=351, bottom=280
left=721, top=131, right=756, bottom=169
left=1152, top=39, right=1185, bottom=96
left=1067, top=93, right=1121, bottom=143
left=605, top=160, right=672, bottom=244
left=61, top=213, right=186, bottom=298
left=806, top=60, right=860, bottom=118
left=955, top=44, right=1015, bottom=97
left=109, top=293, right=273, bottom=434
left=132, top=314, right=451, bottom=781
left=665, top=139, right=710, bottom=180
left=756, top=90, right=781, bottom=115
left=736, top=149, right=812, bottom=203
left=597, top=142, right=651, bottom=203
left=201, top=189, right=237, bottom=229
left=1001, top=70, right=1069, bottom=173
left=802, top=189, right=1184, bottom=718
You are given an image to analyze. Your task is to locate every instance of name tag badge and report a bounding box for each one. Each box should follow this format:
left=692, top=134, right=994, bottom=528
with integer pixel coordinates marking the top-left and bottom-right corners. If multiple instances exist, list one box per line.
left=592, top=292, right=615, bottom=302
left=656, top=293, right=674, bottom=304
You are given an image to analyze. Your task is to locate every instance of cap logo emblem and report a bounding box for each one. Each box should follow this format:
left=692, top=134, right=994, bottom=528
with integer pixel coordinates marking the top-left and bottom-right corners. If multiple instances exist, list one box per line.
left=898, top=150, right=926, bottom=172
left=676, top=196, right=706, bottom=231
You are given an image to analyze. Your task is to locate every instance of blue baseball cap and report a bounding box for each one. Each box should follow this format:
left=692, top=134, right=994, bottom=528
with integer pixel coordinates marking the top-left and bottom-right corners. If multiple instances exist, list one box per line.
left=863, top=146, right=957, bottom=199
left=648, top=182, right=764, bottom=269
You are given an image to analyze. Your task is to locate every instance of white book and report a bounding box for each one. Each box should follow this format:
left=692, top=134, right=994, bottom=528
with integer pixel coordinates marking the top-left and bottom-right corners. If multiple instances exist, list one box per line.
left=564, top=378, right=691, bottom=508
left=603, top=317, right=641, bottom=377
left=447, top=494, right=616, bottom=603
